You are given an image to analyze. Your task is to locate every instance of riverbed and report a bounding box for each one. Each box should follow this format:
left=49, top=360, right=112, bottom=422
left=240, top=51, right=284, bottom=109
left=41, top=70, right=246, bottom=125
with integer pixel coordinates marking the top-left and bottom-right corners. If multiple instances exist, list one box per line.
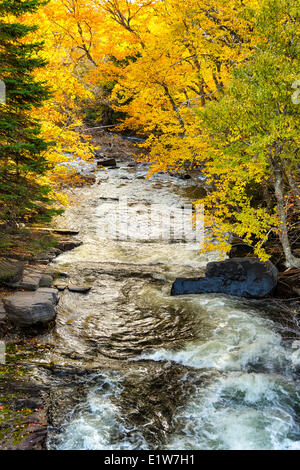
left=33, top=160, right=300, bottom=450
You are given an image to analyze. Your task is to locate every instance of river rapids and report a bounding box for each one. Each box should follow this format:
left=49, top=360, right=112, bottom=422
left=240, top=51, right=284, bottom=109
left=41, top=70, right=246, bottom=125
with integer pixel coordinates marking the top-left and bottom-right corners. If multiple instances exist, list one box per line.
left=33, top=161, right=299, bottom=450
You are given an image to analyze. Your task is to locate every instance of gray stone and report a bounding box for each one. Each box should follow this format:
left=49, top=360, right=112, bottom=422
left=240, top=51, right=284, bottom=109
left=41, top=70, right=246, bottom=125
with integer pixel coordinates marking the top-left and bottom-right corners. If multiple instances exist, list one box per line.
left=33, top=251, right=54, bottom=261
left=3, top=288, right=59, bottom=326
left=94, top=150, right=104, bottom=157
left=68, top=285, right=91, bottom=293
left=37, top=287, right=59, bottom=302
left=19, top=273, right=41, bottom=291
left=53, top=281, right=68, bottom=291
left=171, top=258, right=278, bottom=299
left=8, top=267, right=43, bottom=291
left=58, top=240, right=83, bottom=252
left=14, top=267, right=52, bottom=291
left=39, top=275, right=53, bottom=288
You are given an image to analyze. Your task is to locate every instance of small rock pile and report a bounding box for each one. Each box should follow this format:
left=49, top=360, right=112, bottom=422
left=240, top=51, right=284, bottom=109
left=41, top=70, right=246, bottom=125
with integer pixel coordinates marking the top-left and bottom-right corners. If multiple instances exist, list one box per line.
left=0, top=260, right=58, bottom=327
left=0, top=231, right=84, bottom=327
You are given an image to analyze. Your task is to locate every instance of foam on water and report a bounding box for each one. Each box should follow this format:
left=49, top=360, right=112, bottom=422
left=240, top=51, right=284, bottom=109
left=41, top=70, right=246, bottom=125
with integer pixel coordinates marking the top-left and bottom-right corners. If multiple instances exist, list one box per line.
left=165, top=372, right=300, bottom=450
left=131, top=294, right=300, bottom=450
left=53, top=369, right=300, bottom=450
left=53, top=239, right=214, bottom=269
left=138, top=295, right=295, bottom=372
left=53, top=293, right=300, bottom=450
left=53, top=374, right=149, bottom=450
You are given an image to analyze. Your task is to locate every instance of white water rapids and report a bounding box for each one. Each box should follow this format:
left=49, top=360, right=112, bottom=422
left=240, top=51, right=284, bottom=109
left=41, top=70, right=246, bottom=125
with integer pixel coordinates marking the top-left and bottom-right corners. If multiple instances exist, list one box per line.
left=44, top=161, right=300, bottom=450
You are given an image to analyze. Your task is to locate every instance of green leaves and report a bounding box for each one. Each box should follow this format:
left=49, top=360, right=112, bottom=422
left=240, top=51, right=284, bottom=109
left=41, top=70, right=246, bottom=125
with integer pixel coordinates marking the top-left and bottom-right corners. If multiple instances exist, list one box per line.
left=0, top=0, right=54, bottom=225
left=199, top=0, right=299, bottom=263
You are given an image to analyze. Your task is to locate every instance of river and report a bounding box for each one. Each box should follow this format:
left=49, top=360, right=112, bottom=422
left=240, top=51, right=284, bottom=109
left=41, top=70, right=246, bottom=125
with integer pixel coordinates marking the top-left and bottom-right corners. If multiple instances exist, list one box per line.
left=34, top=161, right=300, bottom=450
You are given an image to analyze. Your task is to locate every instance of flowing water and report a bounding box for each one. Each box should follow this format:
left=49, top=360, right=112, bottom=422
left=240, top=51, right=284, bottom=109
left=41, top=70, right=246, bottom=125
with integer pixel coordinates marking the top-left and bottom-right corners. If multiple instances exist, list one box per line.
left=36, top=161, right=300, bottom=450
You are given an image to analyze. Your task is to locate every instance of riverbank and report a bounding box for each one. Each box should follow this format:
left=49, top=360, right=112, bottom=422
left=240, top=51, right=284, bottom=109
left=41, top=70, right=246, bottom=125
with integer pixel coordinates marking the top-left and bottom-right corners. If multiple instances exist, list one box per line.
left=0, top=227, right=86, bottom=449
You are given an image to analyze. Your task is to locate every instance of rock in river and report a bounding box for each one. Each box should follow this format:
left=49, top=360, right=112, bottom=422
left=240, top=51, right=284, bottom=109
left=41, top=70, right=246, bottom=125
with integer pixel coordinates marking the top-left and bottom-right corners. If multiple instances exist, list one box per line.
left=171, top=258, right=278, bottom=298
left=97, top=158, right=117, bottom=168
left=67, top=285, right=92, bottom=293
left=3, top=288, right=59, bottom=326
left=58, top=239, right=82, bottom=252
left=53, top=280, right=68, bottom=291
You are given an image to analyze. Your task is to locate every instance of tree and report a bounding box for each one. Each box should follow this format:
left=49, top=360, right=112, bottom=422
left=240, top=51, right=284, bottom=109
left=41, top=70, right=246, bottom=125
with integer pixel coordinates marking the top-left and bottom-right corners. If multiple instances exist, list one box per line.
left=28, top=0, right=97, bottom=193
left=99, top=0, right=258, bottom=174
left=199, top=0, right=299, bottom=266
left=0, top=0, right=56, bottom=225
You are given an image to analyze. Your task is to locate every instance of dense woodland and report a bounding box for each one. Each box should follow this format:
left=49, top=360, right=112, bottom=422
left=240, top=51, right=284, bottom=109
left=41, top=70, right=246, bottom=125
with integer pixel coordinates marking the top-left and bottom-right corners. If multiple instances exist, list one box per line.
left=0, top=0, right=299, bottom=266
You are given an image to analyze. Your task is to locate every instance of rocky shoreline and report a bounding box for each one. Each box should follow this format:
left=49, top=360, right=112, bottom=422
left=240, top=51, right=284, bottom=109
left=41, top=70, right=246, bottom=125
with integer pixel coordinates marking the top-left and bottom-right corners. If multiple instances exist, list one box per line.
left=0, top=232, right=84, bottom=322
left=0, top=230, right=86, bottom=449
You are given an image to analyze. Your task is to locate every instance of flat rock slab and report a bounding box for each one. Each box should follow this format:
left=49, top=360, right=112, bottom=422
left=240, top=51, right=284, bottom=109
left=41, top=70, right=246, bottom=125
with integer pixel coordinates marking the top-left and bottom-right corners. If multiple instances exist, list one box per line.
left=53, top=281, right=68, bottom=291
left=53, top=229, right=79, bottom=235
left=68, top=285, right=92, bottom=293
left=33, top=227, right=79, bottom=235
left=3, top=288, right=59, bottom=326
left=19, top=273, right=41, bottom=291
left=171, top=258, right=278, bottom=299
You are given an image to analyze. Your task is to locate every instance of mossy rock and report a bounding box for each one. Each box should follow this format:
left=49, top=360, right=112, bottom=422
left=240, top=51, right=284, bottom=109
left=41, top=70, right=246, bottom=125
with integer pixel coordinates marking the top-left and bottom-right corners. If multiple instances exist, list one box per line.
left=0, top=260, right=24, bottom=285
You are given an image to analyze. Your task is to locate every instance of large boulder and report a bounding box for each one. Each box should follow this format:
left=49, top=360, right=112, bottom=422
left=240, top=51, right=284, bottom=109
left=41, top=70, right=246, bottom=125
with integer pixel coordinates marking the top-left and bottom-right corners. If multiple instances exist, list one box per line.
left=171, top=258, right=278, bottom=298
left=3, top=288, right=59, bottom=326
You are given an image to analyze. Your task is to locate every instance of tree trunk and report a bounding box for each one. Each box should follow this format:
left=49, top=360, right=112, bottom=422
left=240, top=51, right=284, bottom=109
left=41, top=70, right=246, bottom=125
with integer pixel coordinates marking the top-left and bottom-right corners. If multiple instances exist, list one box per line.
left=161, top=82, right=186, bottom=133
left=272, top=161, right=300, bottom=268
left=285, top=164, right=300, bottom=210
